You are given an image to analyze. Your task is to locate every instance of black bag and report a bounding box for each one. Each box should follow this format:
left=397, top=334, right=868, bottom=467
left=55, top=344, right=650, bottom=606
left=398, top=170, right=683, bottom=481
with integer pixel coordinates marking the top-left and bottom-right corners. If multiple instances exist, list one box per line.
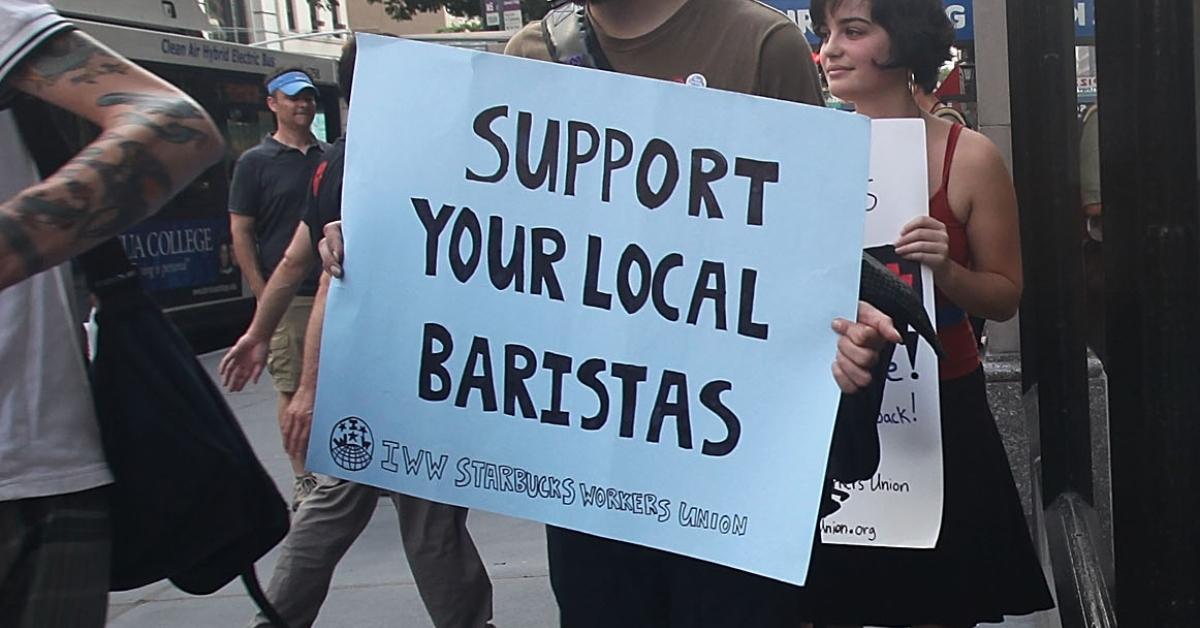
left=821, top=251, right=944, bottom=515
left=13, top=95, right=290, bottom=627
left=82, top=238, right=290, bottom=623
left=542, top=1, right=613, bottom=70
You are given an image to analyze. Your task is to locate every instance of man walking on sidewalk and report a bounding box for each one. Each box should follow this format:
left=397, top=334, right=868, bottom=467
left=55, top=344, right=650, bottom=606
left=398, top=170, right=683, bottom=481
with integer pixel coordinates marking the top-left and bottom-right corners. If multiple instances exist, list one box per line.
left=222, top=37, right=496, bottom=628
left=228, top=66, right=327, bottom=508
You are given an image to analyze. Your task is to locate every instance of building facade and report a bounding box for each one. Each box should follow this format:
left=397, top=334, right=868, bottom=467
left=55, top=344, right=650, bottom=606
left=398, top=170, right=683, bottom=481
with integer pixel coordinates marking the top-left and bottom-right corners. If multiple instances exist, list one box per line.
left=347, top=0, right=458, bottom=37
left=231, top=0, right=352, bottom=56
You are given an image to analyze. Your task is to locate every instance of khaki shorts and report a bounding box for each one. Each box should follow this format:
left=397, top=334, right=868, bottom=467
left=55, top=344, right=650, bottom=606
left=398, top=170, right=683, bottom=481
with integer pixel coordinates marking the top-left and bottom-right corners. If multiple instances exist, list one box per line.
left=266, top=296, right=315, bottom=394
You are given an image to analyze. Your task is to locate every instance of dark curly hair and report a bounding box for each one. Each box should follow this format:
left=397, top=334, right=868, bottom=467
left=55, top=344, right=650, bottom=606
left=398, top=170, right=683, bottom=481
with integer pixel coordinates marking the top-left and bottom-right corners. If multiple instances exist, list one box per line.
left=338, top=35, right=356, bottom=103
left=811, top=0, right=954, bottom=93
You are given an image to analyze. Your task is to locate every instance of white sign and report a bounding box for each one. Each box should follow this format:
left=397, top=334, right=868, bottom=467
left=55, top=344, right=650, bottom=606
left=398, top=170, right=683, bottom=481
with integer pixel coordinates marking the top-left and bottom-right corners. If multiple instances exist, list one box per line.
left=820, top=120, right=945, bottom=548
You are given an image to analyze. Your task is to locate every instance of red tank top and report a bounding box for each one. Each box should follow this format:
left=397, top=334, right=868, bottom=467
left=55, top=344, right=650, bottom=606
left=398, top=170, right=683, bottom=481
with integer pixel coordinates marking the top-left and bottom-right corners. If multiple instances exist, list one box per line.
left=929, top=124, right=980, bottom=380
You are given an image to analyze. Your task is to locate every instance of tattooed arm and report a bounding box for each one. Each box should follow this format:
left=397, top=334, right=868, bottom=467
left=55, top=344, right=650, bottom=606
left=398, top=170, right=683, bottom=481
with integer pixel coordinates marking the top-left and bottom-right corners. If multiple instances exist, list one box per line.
left=0, top=30, right=224, bottom=290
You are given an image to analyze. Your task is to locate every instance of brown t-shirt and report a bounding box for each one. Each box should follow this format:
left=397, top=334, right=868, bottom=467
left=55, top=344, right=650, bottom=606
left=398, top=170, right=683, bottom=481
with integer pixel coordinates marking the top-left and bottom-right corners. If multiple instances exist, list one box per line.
left=504, top=0, right=824, bottom=105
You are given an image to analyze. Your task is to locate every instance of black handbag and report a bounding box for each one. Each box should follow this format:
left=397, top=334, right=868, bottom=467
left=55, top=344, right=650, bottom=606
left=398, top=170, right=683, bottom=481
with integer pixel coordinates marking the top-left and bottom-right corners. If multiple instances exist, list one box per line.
left=822, top=250, right=944, bottom=516
left=13, top=94, right=291, bottom=627
left=81, top=238, right=291, bottom=626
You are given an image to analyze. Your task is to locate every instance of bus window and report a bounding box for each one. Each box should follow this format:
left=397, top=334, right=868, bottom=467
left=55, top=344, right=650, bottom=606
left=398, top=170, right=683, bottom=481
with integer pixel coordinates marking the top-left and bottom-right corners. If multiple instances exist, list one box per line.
left=226, top=107, right=277, bottom=156
left=312, top=112, right=327, bottom=143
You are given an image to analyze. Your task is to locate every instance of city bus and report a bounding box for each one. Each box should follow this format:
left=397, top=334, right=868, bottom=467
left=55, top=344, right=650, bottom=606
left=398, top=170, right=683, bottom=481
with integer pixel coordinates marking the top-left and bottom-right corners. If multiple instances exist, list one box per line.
left=47, top=1, right=342, bottom=351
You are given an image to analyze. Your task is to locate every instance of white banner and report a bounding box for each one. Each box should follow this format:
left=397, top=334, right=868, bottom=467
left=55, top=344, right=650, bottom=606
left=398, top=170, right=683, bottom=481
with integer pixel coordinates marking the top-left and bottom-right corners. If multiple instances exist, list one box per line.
left=820, top=119, right=945, bottom=548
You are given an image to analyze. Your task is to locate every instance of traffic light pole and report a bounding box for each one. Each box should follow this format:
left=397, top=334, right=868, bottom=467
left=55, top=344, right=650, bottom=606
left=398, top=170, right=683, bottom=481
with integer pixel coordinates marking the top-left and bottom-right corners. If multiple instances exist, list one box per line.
left=1007, top=0, right=1093, bottom=507
left=1094, top=0, right=1200, bottom=623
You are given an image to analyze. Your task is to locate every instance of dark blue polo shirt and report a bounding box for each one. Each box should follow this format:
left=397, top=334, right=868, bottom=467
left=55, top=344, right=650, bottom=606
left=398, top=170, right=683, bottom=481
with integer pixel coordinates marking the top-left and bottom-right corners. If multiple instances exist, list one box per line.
left=228, top=134, right=326, bottom=296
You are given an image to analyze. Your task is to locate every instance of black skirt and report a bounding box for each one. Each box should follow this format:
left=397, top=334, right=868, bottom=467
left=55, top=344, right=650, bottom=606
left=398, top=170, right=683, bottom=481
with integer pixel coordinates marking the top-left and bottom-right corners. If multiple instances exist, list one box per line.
left=800, top=367, right=1055, bottom=626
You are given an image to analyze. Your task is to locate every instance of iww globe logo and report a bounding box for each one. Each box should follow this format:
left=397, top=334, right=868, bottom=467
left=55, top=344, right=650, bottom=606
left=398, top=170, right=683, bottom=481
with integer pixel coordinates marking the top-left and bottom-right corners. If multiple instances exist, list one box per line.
left=330, top=416, right=374, bottom=472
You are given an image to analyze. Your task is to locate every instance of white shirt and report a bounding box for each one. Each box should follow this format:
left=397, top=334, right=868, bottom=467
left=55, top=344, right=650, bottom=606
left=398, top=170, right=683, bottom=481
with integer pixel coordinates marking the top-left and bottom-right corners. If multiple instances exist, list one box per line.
left=0, top=0, right=112, bottom=501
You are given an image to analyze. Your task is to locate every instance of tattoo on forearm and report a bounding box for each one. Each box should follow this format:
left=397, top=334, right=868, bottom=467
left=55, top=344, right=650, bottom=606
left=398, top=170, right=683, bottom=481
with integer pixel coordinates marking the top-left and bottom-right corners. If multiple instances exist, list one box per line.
left=18, top=32, right=128, bottom=88
left=13, top=189, right=88, bottom=230
left=72, top=140, right=173, bottom=239
left=116, top=111, right=208, bottom=145
left=0, top=214, right=47, bottom=277
left=1, top=134, right=175, bottom=276
left=3, top=33, right=223, bottom=280
left=97, top=94, right=211, bottom=147
left=97, top=92, right=202, bottom=119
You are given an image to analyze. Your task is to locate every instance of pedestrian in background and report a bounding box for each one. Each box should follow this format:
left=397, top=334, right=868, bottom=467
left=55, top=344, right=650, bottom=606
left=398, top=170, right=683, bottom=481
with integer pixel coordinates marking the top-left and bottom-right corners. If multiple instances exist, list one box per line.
left=228, top=65, right=327, bottom=508
left=222, top=35, right=497, bottom=628
left=1078, top=103, right=1105, bottom=364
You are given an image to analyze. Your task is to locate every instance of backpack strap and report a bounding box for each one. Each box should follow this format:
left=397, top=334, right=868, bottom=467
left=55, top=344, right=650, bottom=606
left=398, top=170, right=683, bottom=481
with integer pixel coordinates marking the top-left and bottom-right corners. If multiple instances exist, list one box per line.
left=941, top=123, right=965, bottom=191
left=932, top=103, right=968, bottom=127
left=242, top=567, right=291, bottom=628
left=541, top=1, right=614, bottom=71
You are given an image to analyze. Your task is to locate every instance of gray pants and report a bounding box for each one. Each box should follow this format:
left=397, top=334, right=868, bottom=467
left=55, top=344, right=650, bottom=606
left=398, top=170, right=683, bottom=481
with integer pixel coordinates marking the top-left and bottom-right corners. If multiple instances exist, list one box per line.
left=251, top=476, right=494, bottom=628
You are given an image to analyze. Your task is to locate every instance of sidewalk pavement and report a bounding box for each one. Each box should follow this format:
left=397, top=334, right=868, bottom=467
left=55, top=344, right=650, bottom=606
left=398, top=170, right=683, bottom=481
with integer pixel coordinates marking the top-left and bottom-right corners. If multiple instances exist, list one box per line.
left=104, top=351, right=1057, bottom=628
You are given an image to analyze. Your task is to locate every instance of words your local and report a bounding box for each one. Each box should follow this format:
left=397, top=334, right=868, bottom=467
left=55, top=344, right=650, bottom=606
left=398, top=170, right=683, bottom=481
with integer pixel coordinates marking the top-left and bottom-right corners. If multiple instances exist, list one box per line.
left=415, top=105, right=792, bottom=340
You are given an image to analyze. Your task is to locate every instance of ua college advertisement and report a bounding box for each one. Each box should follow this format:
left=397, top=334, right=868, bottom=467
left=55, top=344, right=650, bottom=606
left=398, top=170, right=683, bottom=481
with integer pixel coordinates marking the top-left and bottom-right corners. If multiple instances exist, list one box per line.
left=119, top=207, right=240, bottom=307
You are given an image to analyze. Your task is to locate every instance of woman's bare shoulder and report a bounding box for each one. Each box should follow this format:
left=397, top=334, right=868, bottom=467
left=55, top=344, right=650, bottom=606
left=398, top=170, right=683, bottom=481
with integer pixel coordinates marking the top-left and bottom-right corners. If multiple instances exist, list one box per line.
left=953, top=127, right=1010, bottom=176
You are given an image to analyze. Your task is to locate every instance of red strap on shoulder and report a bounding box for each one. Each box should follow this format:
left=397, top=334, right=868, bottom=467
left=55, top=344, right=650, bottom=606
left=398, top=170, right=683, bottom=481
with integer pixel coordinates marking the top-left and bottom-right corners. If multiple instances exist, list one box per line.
left=311, top=161, right=329, bottom=197
left=941, top=124, right=964, bottom=189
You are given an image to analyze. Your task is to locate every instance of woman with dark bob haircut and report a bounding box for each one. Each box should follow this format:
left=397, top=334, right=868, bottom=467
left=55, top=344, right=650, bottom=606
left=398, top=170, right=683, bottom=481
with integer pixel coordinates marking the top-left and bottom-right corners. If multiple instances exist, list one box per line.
left=798, top=0, right=1055, bottom=626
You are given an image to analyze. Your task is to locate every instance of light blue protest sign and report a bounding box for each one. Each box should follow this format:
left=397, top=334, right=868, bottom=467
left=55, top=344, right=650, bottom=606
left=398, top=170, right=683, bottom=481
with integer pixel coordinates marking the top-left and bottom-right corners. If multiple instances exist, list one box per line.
left=308, top=34, right=870, bottom=585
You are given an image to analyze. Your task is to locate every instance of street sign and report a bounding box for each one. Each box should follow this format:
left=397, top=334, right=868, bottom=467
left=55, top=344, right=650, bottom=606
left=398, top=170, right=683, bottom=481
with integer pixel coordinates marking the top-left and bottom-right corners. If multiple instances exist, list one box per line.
left=766, top=0, right=1096, bottom=46
left=502, top=0, right=522, bottom=32
left=481, top=0, right=500, bottom=28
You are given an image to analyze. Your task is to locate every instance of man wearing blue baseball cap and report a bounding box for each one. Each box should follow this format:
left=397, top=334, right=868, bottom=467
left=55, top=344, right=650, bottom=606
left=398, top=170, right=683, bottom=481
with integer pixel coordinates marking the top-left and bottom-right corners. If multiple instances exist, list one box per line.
left=229, top=66, right=328, bottom=509
left=268, top=69, right=317, bottom=97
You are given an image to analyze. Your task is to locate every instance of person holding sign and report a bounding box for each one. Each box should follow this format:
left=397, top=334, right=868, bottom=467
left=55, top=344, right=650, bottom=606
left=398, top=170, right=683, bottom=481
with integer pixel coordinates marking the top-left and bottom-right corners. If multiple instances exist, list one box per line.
left=802, top=0, right=1054, bottom=625
left=318, top=1, right=901, bottom=626
left=509, top=5, right=900, bottom=627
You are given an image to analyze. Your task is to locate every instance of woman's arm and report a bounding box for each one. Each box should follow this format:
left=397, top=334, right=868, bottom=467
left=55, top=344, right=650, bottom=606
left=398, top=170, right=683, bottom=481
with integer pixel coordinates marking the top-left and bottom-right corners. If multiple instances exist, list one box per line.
left=897, top=129, right=1023, bottom=321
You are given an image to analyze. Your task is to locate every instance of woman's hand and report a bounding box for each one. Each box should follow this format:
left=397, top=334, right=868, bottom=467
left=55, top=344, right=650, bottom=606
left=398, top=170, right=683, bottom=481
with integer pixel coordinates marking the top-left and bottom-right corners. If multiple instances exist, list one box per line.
left=831, top=301, right=902, bottom=393
left=895, top=215, right=951, bottom=277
